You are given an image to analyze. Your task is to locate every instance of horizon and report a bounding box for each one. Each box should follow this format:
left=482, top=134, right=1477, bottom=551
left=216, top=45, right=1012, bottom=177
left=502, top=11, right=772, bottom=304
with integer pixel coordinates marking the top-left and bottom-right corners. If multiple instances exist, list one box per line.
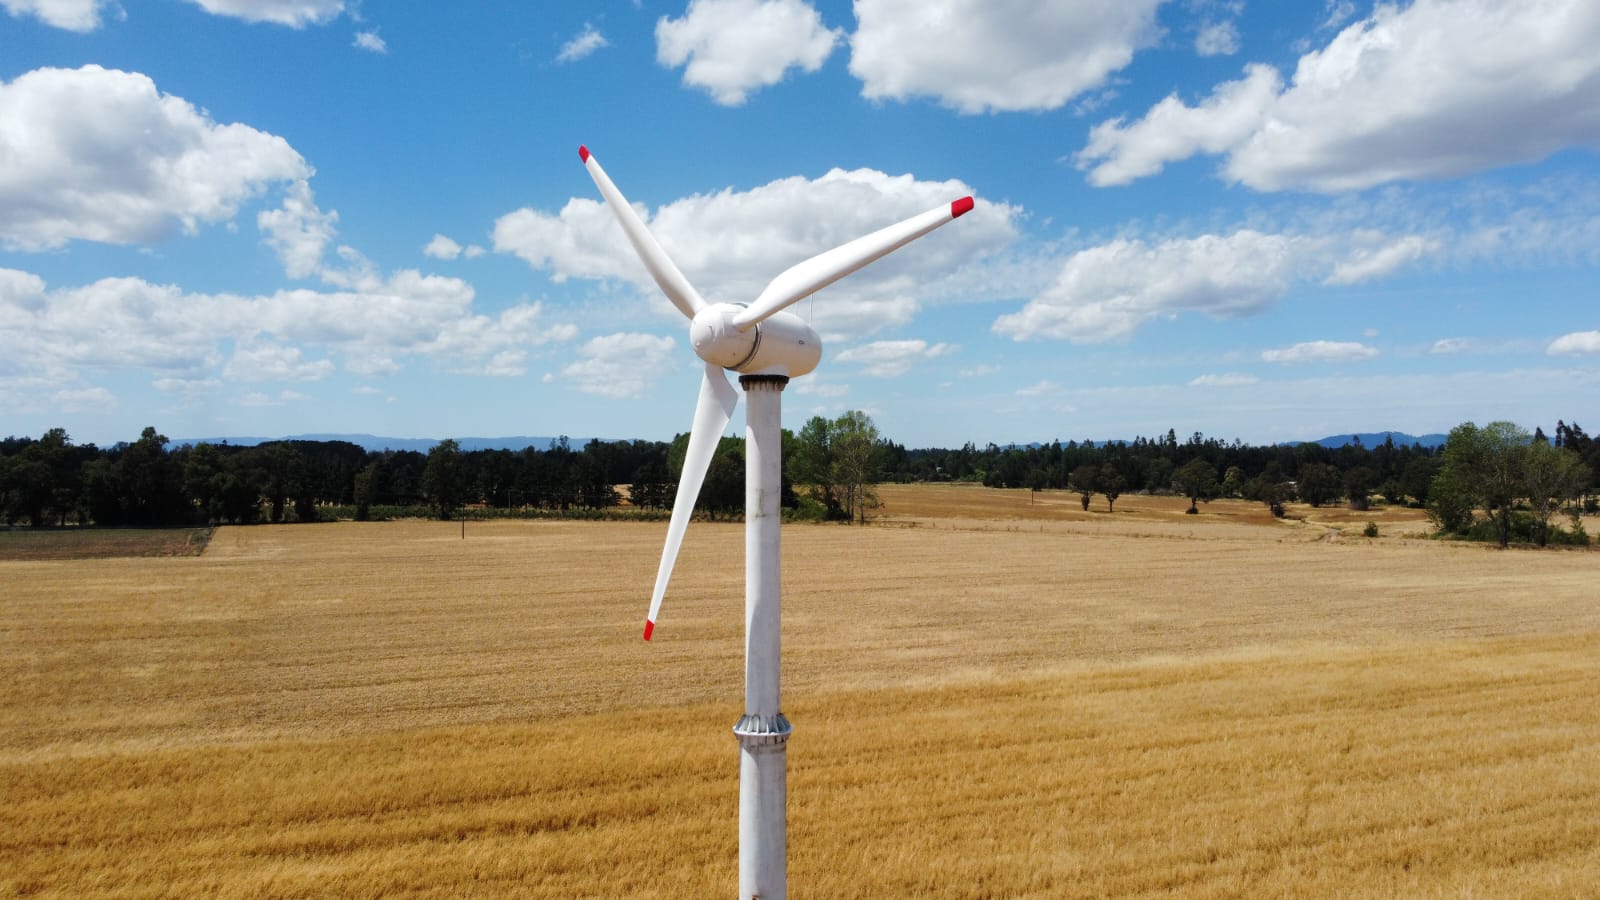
left=3, top=2, right=1597, bottom=449
left=9, top=425, right=1458, bottom=454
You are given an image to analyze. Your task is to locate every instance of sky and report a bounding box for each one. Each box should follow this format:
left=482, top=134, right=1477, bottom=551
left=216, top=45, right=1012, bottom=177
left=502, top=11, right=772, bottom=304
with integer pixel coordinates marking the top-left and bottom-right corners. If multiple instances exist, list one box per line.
left=2, top=0, right=1598, bottom=450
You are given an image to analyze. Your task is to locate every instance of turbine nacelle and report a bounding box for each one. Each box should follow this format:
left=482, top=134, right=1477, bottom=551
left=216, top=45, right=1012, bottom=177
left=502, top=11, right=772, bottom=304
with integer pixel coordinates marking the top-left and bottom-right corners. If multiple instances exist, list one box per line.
left=690, top=304, right=821, bottom=379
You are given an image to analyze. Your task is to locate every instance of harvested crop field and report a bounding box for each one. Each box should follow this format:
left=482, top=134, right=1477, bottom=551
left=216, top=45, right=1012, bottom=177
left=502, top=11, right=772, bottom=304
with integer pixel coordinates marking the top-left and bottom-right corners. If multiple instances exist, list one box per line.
left=4, top=486, right=1598, bottom=897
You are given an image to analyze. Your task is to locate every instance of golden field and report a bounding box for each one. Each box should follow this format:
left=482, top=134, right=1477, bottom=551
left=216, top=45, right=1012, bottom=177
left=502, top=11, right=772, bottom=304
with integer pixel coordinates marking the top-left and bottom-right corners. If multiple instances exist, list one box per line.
left=3, top=485, right=1598, bottom=897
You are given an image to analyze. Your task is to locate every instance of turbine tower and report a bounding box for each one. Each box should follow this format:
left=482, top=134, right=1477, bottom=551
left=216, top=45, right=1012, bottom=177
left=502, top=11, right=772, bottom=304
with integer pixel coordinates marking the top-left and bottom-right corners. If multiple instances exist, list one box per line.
left=579, top=145, right=971, bottom=899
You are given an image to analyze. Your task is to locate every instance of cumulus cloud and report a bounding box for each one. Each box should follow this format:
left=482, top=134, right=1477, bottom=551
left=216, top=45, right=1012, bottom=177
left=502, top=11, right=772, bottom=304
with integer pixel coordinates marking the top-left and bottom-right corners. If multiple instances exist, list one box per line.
left=1548, top=331, right=1600, bottom=355
left=557, top=23, right=608, bottom=63
left=1262, top=341, right=1378, bottom=364
left=424, top=234, right=464, bottom=260
left=224, top=342, right=337, bottom=382
left=833, top=339, right=954, bottom=377
left=494, top=165, right=1016, bottom=337
left=1078, top=63, right=1282, bottom=186
left=258, top=181, right=339, bottom=279
left=0, top=266, right=578, bottom=396
left=52, top=386, right=117, bottom=412
left=993, top=228, right=1436, bottom=343
left=184, top=0, right=342, bottom=27
left=1431, top=337, right=1471, bottom=355
left=850, top=0, right=1163, bottom=114
left=656, top=0, right=840, bottom=105
left=1078, top=0, right=1600, bottom=192
left=0, top=65, right=309, bottom=251
left=1194, top=20, right=1240, bottom=57
left=561, top=333, right=677, bottom=398
left=2, top=0, right=112, bottom=31
left=1189, top=373, right=1258, bottom=386
left=241, top=390, right=309, bottom=407
left=353, top=30, right=386, bottom=53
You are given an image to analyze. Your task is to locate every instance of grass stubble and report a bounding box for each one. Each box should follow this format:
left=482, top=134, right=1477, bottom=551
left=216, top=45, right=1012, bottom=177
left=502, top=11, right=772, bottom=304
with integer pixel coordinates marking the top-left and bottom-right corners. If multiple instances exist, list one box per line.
left=2, top=486, right=1597, bottom=897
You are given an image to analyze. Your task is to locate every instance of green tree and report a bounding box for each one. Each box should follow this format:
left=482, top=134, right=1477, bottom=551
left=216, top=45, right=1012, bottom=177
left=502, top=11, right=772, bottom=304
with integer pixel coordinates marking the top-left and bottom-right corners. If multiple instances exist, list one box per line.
left=1171, top=459, right=1218, bottom=514
left=1296, top=462, right=1341, bottom=508
left=1100, top=468, right=1126, bottom=513
left=831, top=410, right=881, bottom=525
left=790, top=416, right=842, bottom=519
left=353, top=459, right=381, bottom=521
left=1068, top=464, right=1098, bottom=511
left=1399, top=457, right=1437, bottom=507
left=118, top=427, right=185, bottom=526
left=1343, top=466, right=1377, bottom=511
left=1523, top=440, right=1589, bottom=546
left=422, top=438, right=466, bottom=520
left=1429, top=421, right=1529, bottom=546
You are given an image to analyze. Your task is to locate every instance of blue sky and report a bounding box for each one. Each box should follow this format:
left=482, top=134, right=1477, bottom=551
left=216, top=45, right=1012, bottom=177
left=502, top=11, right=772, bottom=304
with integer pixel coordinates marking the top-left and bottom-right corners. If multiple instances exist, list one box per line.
left=2, top=0, right=1597, bottom=449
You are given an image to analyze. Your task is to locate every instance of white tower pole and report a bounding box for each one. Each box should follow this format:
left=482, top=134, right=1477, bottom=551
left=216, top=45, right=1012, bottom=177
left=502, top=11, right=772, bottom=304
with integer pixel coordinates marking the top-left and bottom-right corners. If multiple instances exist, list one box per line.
left=734, top=373, right=791, bottom=900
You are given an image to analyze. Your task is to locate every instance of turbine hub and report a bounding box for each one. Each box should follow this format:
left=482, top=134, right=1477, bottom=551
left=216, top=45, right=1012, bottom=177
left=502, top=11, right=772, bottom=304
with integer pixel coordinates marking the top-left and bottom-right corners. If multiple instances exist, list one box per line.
left=690, top=303, right=759, bottom=370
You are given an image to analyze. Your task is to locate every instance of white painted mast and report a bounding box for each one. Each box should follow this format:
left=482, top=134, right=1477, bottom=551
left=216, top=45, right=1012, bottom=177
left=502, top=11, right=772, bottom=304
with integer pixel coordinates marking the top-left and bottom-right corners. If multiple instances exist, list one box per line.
left=577, top=145, right=970, bottom=898
left=735, top=374, right=790, bottom=899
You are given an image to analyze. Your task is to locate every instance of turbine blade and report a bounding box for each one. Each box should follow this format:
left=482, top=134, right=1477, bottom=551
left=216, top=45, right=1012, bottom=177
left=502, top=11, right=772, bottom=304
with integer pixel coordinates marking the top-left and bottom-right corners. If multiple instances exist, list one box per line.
left=644, top=362, right=739, bottom=640
left=731, top=196, right=974, bottom=330
left=579, top=145, right=706, bottom=320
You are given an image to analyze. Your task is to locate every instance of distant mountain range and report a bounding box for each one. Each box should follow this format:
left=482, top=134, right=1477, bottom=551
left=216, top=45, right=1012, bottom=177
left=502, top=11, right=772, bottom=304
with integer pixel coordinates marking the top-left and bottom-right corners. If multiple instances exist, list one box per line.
left=173, top=430, right=1450, bottom=453
left=1294, top=431, right=1449, bottom=450
left=172, top=434, right=613, bottom=453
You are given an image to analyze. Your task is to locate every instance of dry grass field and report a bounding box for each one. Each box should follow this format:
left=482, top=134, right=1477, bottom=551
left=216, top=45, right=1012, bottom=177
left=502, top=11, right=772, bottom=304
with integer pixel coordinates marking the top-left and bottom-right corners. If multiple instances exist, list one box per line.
left=3, top=486, right=1598, bottom=897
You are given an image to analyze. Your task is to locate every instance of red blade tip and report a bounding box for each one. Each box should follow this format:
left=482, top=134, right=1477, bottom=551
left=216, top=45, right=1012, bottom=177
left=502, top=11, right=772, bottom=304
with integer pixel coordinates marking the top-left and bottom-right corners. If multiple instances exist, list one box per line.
left=951, top=196, right=974, bottom=218
left=642, top=619, right=655, bottom=641
left=578, top=145, right=590, bottom=163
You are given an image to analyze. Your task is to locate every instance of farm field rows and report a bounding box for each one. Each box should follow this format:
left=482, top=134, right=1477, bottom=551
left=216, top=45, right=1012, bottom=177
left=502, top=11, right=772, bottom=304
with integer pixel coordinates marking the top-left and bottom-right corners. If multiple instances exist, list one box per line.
left=4, top=486, right=1598, bottom=896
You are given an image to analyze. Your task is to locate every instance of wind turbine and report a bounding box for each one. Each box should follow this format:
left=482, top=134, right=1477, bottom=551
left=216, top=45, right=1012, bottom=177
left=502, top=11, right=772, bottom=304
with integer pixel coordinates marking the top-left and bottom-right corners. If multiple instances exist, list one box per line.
left=579, top=145, right=971, bottom=899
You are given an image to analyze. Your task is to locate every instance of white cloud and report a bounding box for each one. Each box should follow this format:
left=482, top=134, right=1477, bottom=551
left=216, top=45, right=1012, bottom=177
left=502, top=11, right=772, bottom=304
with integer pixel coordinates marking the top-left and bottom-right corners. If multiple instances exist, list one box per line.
left=0, top=267, right=577, bottom=393
left=224, top=343, right=336, bottom=382
left=1016, top=379, right=1062, bottom=397
left=1321, top=0, right=1357, bottom=30
left=494, top=165, right=1016, bottom=337
left=832, top=339, right=954, bottom=377
left=1195, top=20, right=1240, bottom=57
left=154, top=377, right=222, bottom=396
left=1548, top=331, right=1600, bottom=355
left=0, top=66, right=309, bottom=251
left=850, top=0, right=1164, bottom=114
left=1078, top=63, right=1282, bottom=186
left=184, top=0, right=342, bottom=27
left=793, top=379, right=848, bottom=398
left=1262, top=341, right=1378, bottom=364
left=557, top=23, right=608, bottom=63
left=353, top=30, right=386, bottom=53
left=960, top=364, right=999, bottom=377
left=656, top=0, right=840, bottom=105
left=561, top=333, right=678, bottom=398
left=258, top=181, right=339, bottom=279
left=992, top=227, right=1437, bottom=343
left=1322, top=234, right=1439, bottom=285
left=2, top=0, right=111, bottom=31
left=1431, top=337, right=1471, bottom=355
left=1079, top=0, right=1600, bottom=192
left=423, top=234, right=464, bottom=260
left=1188, top=373, right=1258, bottom=386
left=52, top=386, right=116, bottom=412
left=241, top=389, right=309, bottom=407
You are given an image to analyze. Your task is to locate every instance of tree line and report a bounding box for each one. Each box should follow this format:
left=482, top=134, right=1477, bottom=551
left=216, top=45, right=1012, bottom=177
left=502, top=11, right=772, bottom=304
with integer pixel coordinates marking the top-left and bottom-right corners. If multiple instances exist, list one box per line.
left=3, top=417, right=1596, bottom=545
left=0, top=412, right=885, bottom=528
